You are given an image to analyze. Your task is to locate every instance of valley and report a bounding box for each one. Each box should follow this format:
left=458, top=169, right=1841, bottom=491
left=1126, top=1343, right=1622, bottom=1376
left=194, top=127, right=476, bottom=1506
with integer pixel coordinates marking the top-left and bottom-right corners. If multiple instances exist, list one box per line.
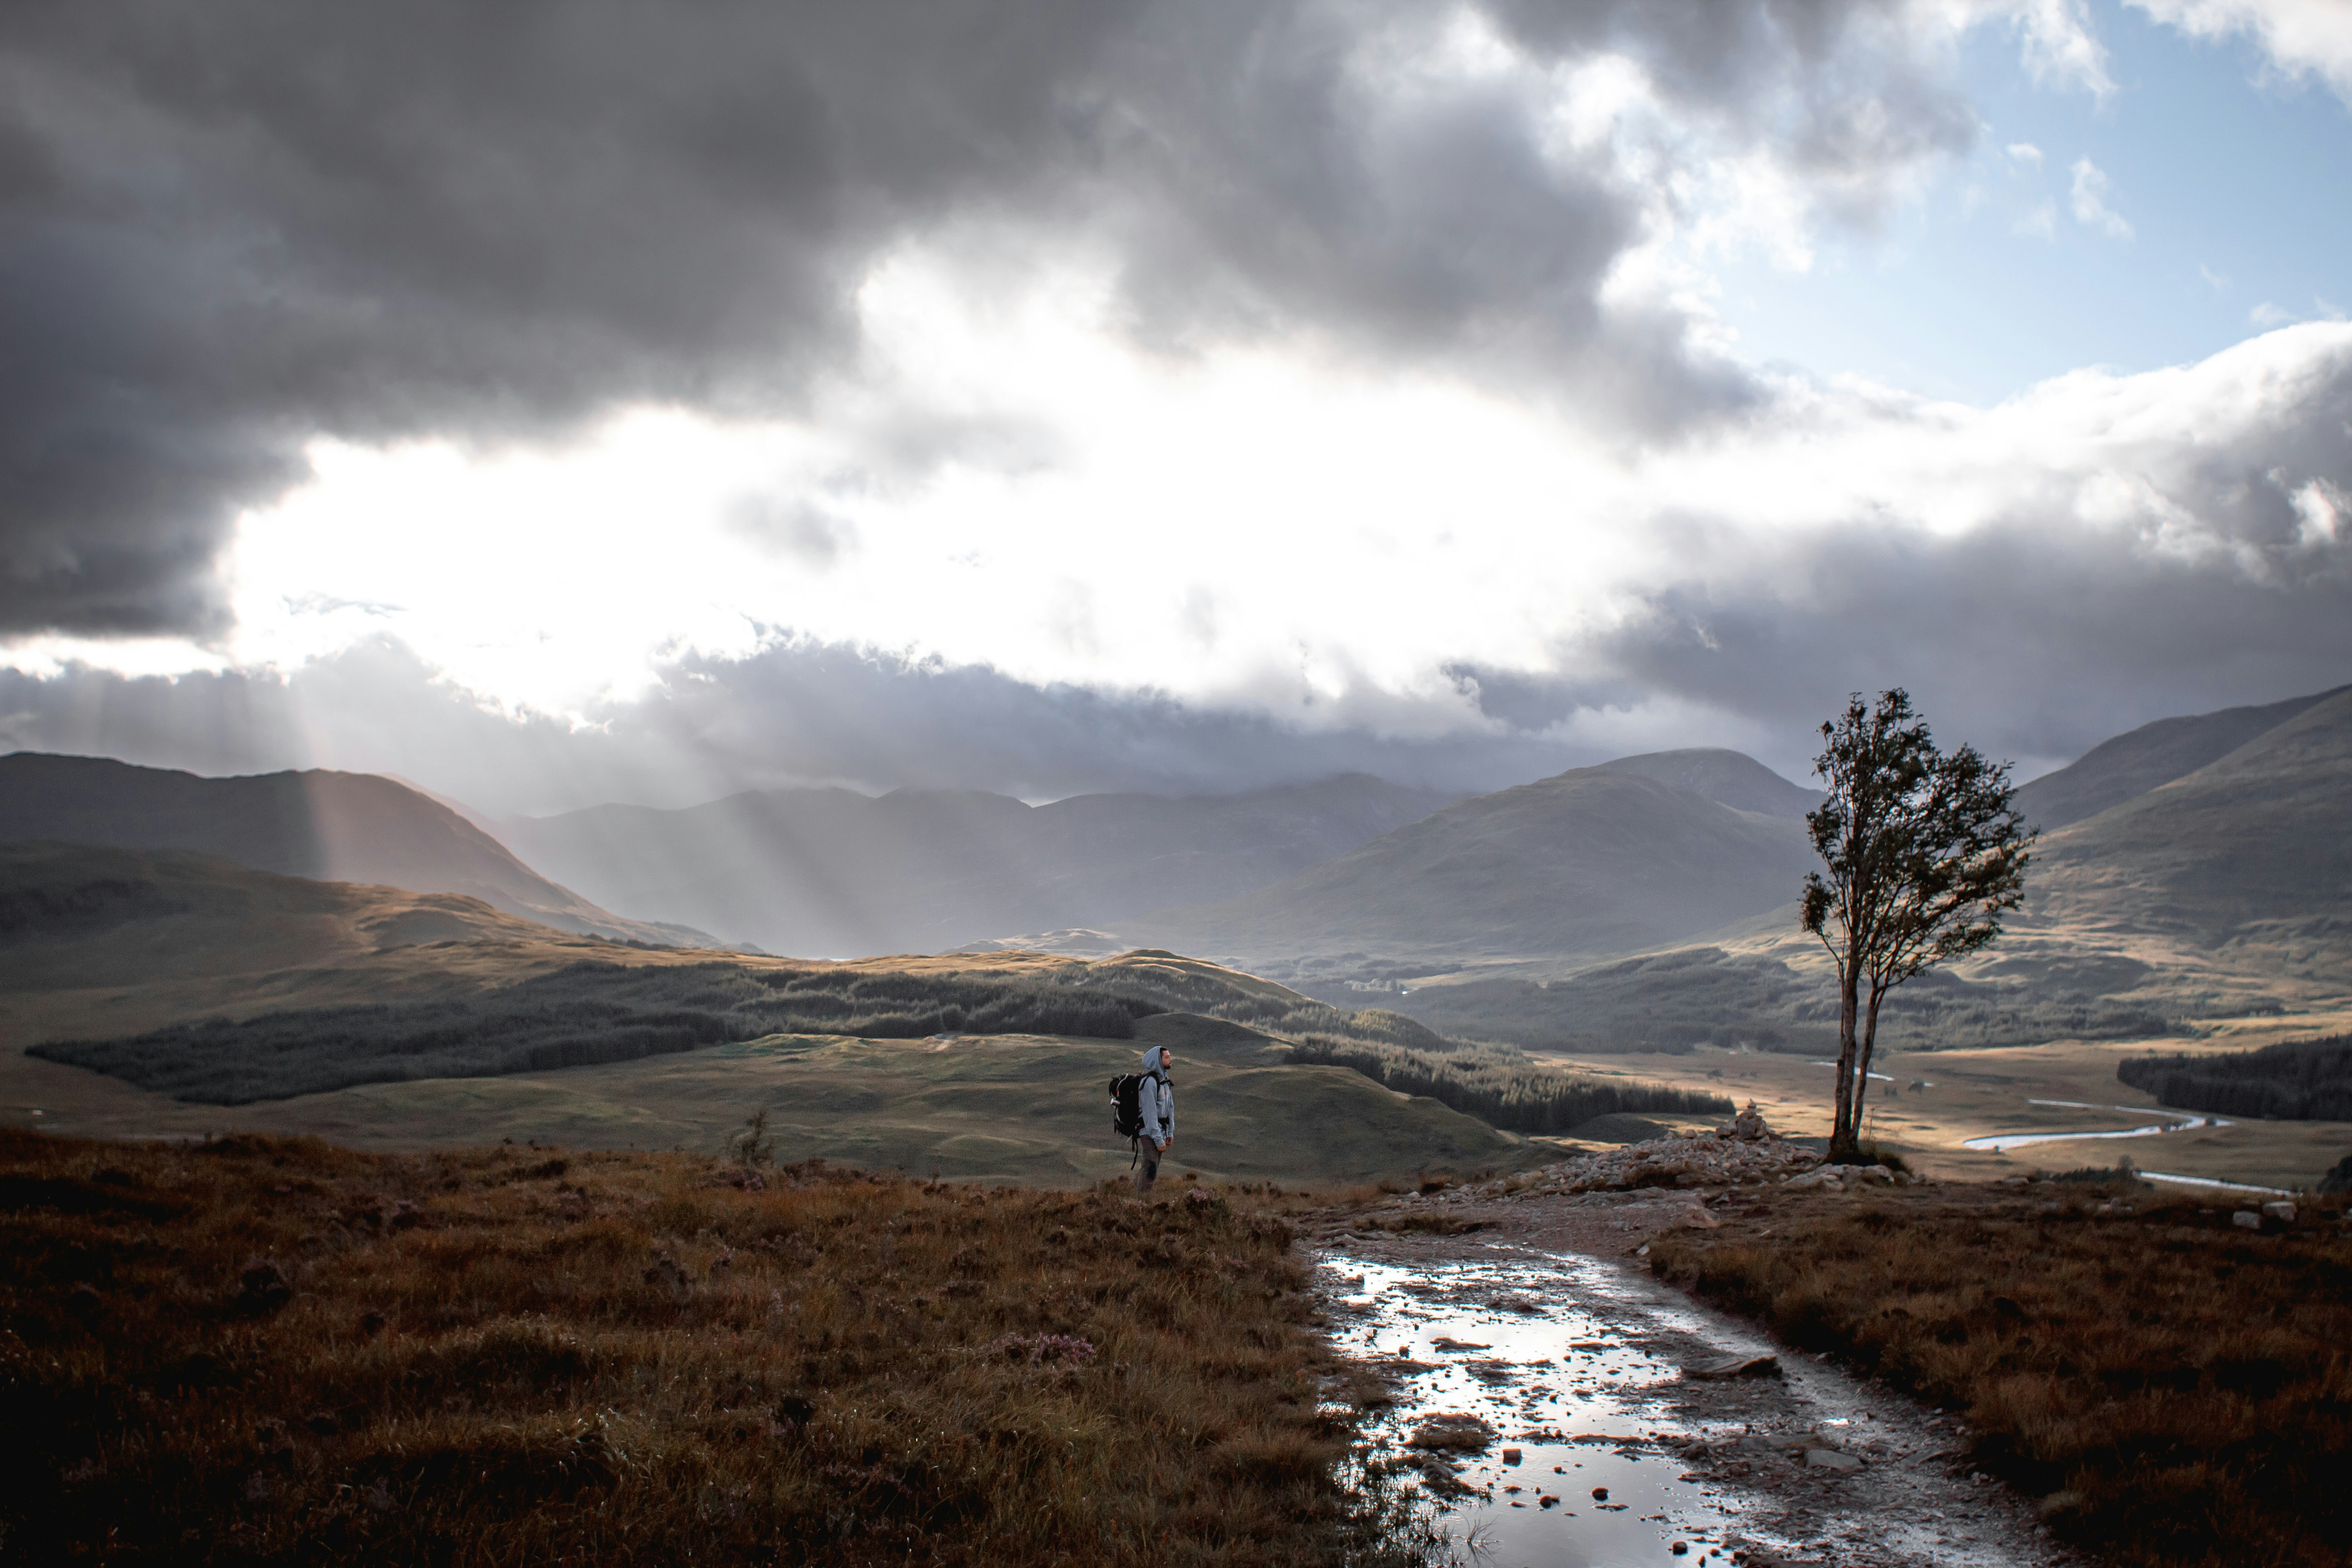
left=6, top=681, right=2352, bottom=1193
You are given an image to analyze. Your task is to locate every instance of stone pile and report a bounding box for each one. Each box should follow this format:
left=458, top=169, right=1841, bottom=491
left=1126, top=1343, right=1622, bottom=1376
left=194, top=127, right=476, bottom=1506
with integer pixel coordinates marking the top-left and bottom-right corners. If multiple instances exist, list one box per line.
left=1385, top=1104, right=1926, bottom=1211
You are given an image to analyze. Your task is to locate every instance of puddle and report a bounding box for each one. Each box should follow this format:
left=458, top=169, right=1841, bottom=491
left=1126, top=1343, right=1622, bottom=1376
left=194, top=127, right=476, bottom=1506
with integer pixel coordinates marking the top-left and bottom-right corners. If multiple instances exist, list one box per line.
left=1323, top=1252, right=1763, bottom=1566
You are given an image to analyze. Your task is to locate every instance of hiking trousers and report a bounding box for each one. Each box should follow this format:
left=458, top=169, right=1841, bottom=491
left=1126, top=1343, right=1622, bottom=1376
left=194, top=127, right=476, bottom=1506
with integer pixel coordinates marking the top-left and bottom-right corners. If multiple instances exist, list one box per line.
left=1134, top=1139, right=1162, bottom=1191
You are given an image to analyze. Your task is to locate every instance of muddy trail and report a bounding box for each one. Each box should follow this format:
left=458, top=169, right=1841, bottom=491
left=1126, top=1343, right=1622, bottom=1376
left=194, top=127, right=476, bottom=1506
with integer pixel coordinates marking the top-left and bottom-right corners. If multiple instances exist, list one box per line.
left=1310, top=1188, right=2076, bottom=1568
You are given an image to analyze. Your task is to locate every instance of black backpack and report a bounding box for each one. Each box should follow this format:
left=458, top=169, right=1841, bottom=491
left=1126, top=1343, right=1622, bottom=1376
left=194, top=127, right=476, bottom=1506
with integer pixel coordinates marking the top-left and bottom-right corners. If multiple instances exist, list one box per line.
left=1109, top=1073, right=1145, bottom=1139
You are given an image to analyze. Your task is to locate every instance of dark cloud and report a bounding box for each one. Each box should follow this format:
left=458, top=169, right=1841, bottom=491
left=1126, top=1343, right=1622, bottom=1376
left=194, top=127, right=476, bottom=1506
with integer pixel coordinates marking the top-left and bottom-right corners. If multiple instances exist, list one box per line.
left=4, top=0, right=1984, bottom=636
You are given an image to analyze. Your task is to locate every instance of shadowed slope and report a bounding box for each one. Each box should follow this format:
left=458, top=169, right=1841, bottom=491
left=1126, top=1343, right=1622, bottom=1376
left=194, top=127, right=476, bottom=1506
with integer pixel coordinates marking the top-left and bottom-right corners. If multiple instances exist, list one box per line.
left=1142, top=765, right=1813, bottom=962
left=2014, top=684, right=2349, bottom=831
left=502, top=774, right=1460, bottom=957
left=0, top=754, right=708, bottom=946
left=2030, top=686, right=2352, bottom=957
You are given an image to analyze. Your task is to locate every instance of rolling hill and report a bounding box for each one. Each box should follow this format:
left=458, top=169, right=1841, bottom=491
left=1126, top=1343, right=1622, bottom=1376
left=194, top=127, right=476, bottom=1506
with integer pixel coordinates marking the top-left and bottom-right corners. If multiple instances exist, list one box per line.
left=0, top=753, right=708, bottom=946
left=2014, top=685, right=2350, bottom=831
left=500, top=773, right=1459, bottom=956
left=2029, top=684, right=2352, bottom=962
left=0, top=841, right=1556, bottom=1180
left=1137, top=753, right=1816, bottom=964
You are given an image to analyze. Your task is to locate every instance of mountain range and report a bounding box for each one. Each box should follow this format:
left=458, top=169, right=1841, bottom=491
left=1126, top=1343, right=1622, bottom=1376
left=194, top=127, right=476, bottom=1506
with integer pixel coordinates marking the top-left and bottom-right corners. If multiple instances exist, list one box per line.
left=1135, top=750, right=1817, bottom=964
left=498, top=774, right=1460, bottom=956
left=5, top=681, right=2346, bottom=1018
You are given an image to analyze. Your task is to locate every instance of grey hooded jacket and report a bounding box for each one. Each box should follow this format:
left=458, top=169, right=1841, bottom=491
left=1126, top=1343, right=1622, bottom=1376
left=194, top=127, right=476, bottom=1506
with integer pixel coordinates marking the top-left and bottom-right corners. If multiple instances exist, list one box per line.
left=1137, top=1045, right=1173, bottom=1147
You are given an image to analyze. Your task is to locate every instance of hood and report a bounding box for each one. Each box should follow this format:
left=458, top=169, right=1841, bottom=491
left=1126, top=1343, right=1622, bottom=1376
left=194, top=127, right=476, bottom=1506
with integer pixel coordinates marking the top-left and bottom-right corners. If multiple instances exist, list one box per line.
left=1141, top=1044, right=1166, bottom=1078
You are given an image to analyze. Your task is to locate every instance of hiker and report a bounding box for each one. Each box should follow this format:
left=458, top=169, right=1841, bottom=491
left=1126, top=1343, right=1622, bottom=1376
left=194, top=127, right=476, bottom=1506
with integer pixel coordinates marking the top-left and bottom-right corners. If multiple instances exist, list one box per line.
left=1133, top=1044, right=1174, bottom=1192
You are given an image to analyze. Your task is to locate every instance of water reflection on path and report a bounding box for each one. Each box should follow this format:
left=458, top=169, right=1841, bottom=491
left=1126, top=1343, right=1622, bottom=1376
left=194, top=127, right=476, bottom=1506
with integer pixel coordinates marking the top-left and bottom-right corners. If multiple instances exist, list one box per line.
left=1325, top=1251, right=1766, bottom=1567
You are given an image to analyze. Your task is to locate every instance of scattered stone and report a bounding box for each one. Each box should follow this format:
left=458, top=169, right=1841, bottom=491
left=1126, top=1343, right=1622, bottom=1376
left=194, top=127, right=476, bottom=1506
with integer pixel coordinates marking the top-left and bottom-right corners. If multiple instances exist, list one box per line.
left=1803, top=1447, right=1863, bottom=1471
left=2262, top=1200, right=2297, bottom=1224
left=1400, top=1119, right=1825, bottom=1206
left=1591, top=1485, right=1609, bottom=1501
left=1501, top=1446, right=1523, bottom=1465
left=2232, top=1210, right=2263, bottom=1230
left=1688, top=1353, right=1782, bottom=1381
left=1429, top=1336, right=1492, bottom=1352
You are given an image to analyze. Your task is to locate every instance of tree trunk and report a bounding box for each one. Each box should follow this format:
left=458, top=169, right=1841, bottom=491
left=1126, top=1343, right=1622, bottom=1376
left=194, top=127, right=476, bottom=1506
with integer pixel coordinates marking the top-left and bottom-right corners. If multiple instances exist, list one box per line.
left=1829, top=935, right=1864, bottom=1162
left=1846, top=982, right=1889, bottom=1161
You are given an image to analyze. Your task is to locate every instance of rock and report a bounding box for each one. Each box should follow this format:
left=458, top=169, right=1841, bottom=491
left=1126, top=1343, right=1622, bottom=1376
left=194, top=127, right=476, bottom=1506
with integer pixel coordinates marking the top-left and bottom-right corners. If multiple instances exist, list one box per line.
left=1803, top=1447, right=1863, bottom=1471
left=1732, top=1102, right=1773, bottom=1142
left=1407, top=1413, right=1497, bottom=1452
left=2232, top=1210, right=2263, bottom=1230
left=2262, top=1200, right=2297, bottom=1224
left=1784, top=1169, right=1842, bottom=1191
left=1671, top=1204, right=1723, bottom=1229
left=1591, top=1486, right=1609, bottom=1500
left=1501, top=1447, right=1523, bottom=1465
left=1688, top=1353, right=1782, bottom=1381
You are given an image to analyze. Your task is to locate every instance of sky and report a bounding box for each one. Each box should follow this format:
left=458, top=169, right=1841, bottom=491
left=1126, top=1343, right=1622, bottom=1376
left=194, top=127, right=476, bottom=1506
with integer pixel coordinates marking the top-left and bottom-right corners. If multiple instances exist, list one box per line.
left=2, top=0, right=2348, bottom=816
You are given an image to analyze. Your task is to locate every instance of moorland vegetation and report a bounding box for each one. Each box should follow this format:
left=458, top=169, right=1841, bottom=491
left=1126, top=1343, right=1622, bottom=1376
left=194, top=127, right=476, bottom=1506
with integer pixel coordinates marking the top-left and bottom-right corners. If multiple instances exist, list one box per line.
left=29, top=961, right=1161, bottom=1104
left=1285, top=1036, right=1732, bottom=1135
left=0, top=1129, right=1421, bottom=1566
left=1651, top=1177, right=2352, bottom=1568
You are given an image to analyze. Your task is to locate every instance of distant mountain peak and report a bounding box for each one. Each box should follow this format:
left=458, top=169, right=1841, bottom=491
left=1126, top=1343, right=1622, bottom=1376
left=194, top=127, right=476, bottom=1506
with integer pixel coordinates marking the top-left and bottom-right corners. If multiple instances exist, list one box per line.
left=1595, top=748, right=1823, bottom=819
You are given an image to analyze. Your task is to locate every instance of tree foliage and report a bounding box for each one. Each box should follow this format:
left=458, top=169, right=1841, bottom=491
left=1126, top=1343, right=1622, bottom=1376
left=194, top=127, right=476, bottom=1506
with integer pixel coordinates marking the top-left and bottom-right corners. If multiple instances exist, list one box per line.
left=1802, top=690, right=2034, bottom=1160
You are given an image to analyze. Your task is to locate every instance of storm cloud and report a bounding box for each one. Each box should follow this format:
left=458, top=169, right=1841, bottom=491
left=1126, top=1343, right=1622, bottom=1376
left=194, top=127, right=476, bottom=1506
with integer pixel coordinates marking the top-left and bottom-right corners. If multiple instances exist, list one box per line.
left=3, top=0, right=2001, bottom=636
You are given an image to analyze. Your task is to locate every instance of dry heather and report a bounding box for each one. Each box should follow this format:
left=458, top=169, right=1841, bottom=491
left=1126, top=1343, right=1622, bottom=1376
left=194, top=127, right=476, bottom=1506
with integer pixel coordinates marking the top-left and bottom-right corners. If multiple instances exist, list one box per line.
left=0, top=1130, right=1412, bottom=1566
left=1650, top=1183, right=2352, bottom=1568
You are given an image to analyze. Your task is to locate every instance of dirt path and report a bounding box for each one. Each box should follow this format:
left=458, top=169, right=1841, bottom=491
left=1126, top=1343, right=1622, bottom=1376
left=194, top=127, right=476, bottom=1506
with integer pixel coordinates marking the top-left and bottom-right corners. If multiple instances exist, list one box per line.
left=1310, top=1188, right=2079, bottom=1568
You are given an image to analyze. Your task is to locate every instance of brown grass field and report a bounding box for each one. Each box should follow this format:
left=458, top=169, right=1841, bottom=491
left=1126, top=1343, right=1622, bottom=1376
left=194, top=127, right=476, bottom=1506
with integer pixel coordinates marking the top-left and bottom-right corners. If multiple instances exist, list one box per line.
left=0, top=1128, right=1418, bottom=1567
left=1650, top=1180, right=2352, bottom=1568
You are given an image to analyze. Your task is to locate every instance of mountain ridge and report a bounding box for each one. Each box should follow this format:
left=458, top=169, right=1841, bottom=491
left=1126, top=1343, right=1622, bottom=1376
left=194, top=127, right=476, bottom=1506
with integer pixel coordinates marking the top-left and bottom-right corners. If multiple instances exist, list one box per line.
left=499, top=772, right=1463, bottom=956
left=2014, top=685, right=2350, bottom=831
left=1136, top=760, right=1815, bottom=964
left=0, top=753, right=710, bottom=948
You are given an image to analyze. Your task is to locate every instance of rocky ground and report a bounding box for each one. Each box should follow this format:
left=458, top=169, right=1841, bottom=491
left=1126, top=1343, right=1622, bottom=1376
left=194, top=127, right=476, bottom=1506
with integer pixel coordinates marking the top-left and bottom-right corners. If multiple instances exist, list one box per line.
left=1308, top=1121, right=2084, bottom=1568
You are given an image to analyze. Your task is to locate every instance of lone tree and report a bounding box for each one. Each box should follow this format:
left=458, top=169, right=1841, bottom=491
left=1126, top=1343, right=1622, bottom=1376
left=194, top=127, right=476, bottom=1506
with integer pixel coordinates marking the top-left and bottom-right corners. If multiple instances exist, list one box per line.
left=1802, top=690, right=2035, bottom=1163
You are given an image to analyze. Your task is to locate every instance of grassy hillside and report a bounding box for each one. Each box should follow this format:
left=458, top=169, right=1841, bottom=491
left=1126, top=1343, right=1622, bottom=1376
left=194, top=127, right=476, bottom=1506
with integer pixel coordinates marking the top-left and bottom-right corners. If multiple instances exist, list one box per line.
left=28, top=961, right=1160, bottom=1104
left=3, top=844, right=1559, bottom=1181
left=0, top=1130, right=1411, bottom=1566
left=0, top=753, right=704, bottom=946
left=2029, top=686, right=2352, bottom=964
left=1353, top=946, right=2179, bottom=1055
left=1142, top=765, right=1813, bottom=964
left=2014, top=684, right=2347, bottom=831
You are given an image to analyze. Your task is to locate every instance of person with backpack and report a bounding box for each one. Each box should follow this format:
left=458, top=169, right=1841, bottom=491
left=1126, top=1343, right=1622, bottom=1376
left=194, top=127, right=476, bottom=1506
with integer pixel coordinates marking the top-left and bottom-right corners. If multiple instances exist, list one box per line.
left=1110, top=1044, right=1175, bottom=1192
